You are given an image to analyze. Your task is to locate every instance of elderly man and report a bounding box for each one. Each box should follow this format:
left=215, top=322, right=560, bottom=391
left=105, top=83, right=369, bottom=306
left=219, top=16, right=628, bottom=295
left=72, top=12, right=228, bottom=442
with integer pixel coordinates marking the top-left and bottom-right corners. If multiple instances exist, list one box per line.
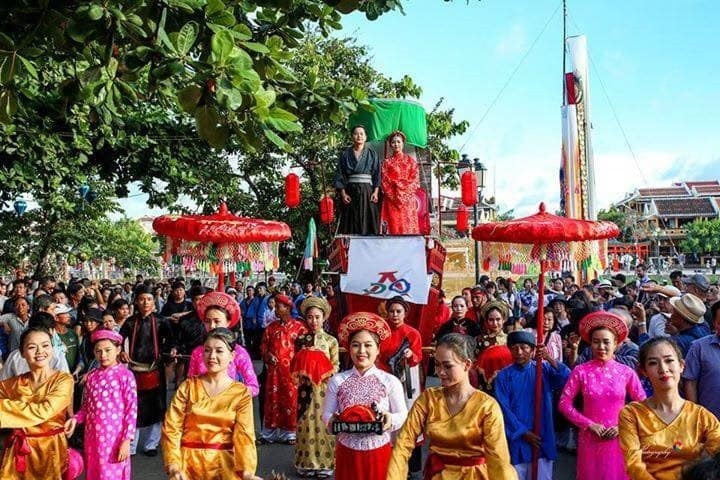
left=665, top=293, right=710, bottom=357
left=682, top=274, right=713, bottom=324
left=683, top=301, right=720, bottom=420
left=637, top=284, right=682, bottom=339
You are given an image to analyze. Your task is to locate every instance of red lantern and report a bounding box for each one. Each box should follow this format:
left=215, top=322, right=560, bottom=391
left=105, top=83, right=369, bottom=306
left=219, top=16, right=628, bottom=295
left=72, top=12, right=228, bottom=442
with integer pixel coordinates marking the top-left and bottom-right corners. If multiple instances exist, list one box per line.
left=461, top=171, right=477, bottom=206
left=285, top=173, right=300, bottom=208
left=456, top=204, right=469, bottom=232
left=319, top=195, right=335, bottom=224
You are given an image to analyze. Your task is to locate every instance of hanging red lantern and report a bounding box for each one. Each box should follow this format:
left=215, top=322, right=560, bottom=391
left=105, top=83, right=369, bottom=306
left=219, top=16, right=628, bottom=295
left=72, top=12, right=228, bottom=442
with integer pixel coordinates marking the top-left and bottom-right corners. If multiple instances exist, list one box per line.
left=319, top=195, right=335, bottom=224
left=456, top=204, right=469, bottom=232
left=460, top=171, right=477, bottom=206
left=285, top=173, right=300, bottom=208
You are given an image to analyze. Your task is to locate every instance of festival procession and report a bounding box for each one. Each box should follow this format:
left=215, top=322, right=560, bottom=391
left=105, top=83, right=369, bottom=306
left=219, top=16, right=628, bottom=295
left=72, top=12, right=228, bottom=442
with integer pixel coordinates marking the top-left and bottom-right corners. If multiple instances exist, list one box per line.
left=1, top=1, right=719, bottom=480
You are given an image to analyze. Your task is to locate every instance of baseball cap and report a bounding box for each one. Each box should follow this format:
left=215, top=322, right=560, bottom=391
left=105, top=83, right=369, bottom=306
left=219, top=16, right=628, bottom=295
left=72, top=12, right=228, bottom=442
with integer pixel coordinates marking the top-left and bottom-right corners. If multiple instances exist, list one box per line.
left=55, top=304, right=72, bottom=314
left=681, top=274, right=710, bottom=292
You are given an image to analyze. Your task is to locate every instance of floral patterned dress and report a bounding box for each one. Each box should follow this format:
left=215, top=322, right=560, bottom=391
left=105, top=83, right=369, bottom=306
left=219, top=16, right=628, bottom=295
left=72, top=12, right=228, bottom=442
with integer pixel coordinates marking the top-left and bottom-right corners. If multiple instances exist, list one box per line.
left=381, top=152, right=420, bottom=234
left=260, top=318, right=308, bottom=433
left=559, top=359, right=646, bottom=480
left=75, top=364, right=137, bottom=480
left=293, top=331, right=339, bottom=475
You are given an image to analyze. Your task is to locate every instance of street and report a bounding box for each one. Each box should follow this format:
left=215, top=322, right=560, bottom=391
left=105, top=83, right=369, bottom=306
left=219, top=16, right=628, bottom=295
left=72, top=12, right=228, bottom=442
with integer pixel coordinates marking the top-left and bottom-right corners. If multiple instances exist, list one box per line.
left=130, top=442, right=577, bottom=479
left=129, top=363, right=577, bottom=479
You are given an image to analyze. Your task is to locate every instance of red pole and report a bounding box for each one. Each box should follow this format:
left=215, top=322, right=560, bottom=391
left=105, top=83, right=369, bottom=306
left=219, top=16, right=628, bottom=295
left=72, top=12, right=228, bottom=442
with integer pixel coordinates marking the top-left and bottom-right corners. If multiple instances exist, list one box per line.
left=531, top=259, right=547, bottom=480
left=229, top=271, right=236, bottom=288
left=217, top=270, right=225, bottom=292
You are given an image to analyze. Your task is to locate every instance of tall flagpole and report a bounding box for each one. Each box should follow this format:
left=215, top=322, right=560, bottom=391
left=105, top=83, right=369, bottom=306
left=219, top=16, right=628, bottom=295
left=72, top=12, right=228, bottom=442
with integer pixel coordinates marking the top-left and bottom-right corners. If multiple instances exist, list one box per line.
left=562, top=0, right=567, bottom=104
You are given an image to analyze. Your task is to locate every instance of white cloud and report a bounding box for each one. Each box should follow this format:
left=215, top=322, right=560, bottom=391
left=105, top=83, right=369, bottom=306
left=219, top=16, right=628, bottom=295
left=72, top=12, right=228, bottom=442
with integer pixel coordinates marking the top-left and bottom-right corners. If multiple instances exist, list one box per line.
left=435, top=147, right=720, bottom=220
left=495, top=23, right=527, bottom=57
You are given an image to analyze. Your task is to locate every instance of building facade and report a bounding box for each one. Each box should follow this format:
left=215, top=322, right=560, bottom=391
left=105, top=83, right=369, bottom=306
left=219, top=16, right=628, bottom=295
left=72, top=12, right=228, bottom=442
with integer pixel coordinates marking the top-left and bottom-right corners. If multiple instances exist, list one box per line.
left=612, top=180, right=720, bottom=260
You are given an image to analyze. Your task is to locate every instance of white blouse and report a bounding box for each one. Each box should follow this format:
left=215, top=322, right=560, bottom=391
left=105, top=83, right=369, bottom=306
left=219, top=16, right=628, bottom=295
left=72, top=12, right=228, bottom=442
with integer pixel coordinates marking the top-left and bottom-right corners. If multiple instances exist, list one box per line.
left=322, top=366, right=407, bottom=451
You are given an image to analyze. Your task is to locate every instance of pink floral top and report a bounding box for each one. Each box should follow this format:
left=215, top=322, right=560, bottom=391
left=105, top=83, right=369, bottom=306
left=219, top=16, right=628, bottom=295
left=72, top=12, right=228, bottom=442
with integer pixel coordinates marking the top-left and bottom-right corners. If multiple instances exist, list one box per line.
left=186, top=344, right=259, bottom=397
left=322, top=366, right=407, bottom=450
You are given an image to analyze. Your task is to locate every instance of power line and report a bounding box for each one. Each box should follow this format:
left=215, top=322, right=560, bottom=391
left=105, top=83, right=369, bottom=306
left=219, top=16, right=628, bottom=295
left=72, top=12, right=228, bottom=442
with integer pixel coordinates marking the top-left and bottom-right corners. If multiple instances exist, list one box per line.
left=459, top=1, right=563, bottom=153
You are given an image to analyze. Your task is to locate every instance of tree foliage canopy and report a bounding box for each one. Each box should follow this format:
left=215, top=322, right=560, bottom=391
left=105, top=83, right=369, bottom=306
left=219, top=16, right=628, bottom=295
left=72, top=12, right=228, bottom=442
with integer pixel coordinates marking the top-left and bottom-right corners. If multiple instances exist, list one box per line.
left=0, top=0, right=470, bottom=275
left=680, top=219, right=720, bottom=255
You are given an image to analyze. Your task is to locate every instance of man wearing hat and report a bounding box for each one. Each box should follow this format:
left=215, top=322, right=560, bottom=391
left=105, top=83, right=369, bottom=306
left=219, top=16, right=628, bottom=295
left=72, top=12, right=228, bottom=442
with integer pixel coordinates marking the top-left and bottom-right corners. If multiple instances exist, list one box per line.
left=596, top=279, right=621, bottom=310
left=55, top=302, right=79, bottom=371
left=495, top=331, right=570, bottom=480
left=666, top=293, right=711, bottom=357
left=682, top=273, right=714, bottom=324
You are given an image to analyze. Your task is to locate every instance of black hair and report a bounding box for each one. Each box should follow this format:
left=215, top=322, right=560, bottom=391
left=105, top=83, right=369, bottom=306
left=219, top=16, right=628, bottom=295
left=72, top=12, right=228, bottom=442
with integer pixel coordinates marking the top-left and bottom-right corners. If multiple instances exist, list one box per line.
left=110, top=298, right=129, bottom=310
left=638, top=337, right=684, bottom=369
left=385, top=295, right=409, bottom=313
left=526, top=308, right=556, bottom=330
left=28, top=311, right=56, bottom=330
left=19, top=326, right=52, bottom=350
left=682, top=452, right=720, bottom=480
left=67, top=282, right=84, bottom=296
left=188, top=285, right=206, bottom=299
left=589, top=325, right=617, bottom=341
left=612, top=295, right=634, bottom=310
left=711, top=300, right=720, bottom=322
left=350, top=124, right=366, bottom=134
left=205, top=327, right=236, bottom=351
left=669, top=270, right=684, bottom=280
left=436, top=333, right=477, bottom=362
left=450, top=295, right=467, bottom=306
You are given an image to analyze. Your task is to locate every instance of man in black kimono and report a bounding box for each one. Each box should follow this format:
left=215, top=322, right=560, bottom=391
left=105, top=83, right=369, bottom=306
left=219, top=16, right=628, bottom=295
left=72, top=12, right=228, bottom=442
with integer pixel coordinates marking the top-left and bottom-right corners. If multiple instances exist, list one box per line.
left=334, top=124, right=381, bottom=235
left=120, top=284, right=176, bottom=456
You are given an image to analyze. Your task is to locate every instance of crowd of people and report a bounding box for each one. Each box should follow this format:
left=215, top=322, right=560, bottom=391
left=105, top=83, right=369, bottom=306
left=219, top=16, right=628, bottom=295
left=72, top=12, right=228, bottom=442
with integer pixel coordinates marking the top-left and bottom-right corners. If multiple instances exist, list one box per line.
left=0, top=262, right=719, bottom=480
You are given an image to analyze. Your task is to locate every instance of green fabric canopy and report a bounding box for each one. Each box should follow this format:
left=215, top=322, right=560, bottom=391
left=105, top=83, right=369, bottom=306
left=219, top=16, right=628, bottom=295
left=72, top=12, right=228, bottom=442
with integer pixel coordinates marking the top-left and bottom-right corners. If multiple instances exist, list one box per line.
left=349, top=99, right=427, bottom=148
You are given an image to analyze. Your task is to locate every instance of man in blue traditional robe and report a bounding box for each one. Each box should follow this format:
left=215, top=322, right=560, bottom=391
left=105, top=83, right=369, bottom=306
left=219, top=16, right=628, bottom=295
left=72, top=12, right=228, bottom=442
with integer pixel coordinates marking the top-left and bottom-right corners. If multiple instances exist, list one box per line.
left=495, top=330, right=570, bottom=480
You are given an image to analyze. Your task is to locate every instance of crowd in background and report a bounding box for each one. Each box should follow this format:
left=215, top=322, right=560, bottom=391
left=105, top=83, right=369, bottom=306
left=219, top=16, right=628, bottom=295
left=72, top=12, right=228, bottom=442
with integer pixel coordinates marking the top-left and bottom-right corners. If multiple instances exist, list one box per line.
left=0, top=262, right=719, bottom=480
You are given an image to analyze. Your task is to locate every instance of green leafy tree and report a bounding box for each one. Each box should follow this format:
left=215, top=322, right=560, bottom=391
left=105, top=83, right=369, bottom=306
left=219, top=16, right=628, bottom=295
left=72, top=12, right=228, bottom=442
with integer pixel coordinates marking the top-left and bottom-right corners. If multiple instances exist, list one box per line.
left=680, top=219, right=720, bottom=255
left=0, top=2, right=470, bottom=274
left=598, top=206, right=634, bottom=243
left=212, top=35, right=468, bottom=272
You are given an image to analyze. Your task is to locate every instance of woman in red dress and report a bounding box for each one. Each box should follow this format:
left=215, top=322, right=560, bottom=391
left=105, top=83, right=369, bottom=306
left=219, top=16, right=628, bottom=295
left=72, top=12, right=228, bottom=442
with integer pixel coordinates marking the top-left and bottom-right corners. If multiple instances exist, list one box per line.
left=258, top=294, right=308, bottom=444
left=381, top=130, right=420, bottom=235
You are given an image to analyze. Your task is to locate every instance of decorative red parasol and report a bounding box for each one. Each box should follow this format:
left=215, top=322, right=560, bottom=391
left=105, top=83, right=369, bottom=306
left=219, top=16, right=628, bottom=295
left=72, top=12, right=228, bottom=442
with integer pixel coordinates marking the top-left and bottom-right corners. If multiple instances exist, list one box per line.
left=472, top=202, right=619, bottom=480
left=153, top=203, right=291, bottom=291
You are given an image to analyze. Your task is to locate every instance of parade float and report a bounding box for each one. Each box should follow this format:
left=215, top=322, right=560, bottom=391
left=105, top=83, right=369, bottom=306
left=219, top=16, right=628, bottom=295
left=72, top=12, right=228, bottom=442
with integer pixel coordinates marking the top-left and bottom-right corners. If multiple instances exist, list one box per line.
left=324, top=99, right=446, bottom=341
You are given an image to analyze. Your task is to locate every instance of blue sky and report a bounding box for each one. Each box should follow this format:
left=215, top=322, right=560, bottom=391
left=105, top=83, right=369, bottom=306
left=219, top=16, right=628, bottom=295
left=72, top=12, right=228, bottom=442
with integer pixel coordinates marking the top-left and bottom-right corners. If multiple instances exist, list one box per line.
left=120, top=0, right=719, bottom=218
left=336, top=0, right=720, bottom=216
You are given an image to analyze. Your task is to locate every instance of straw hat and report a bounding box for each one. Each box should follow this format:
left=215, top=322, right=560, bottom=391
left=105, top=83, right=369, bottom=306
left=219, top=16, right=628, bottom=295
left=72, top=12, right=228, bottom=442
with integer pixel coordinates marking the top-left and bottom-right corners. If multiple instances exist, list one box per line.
left=669, top=294, right=706, bottom=324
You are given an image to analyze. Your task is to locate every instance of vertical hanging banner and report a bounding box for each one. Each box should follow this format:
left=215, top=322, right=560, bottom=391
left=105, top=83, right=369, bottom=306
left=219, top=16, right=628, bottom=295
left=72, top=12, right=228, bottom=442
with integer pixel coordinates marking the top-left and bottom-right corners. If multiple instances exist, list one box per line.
left=340, top=236, right=432, bottom=304
left=561, top=35, right=596, bottom=221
